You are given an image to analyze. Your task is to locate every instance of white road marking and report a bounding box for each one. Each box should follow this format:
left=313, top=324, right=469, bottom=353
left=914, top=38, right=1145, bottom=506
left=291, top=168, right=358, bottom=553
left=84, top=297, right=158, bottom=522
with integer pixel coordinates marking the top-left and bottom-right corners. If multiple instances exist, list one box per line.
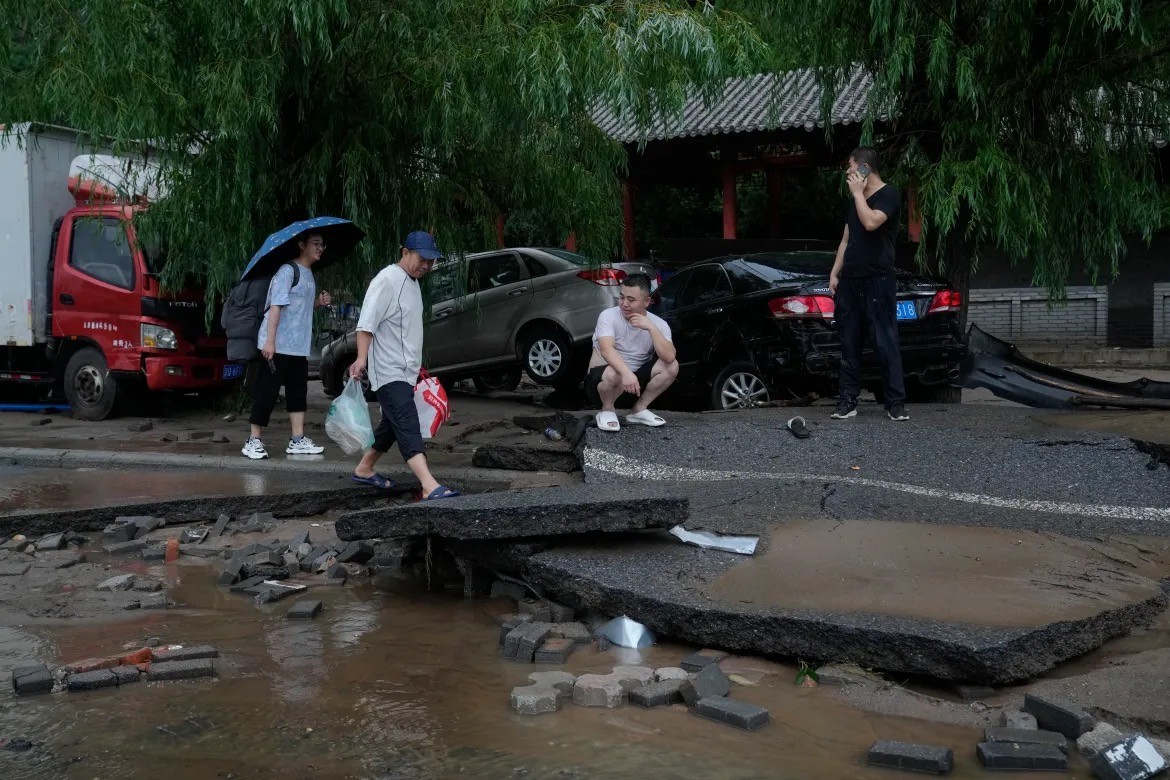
left=583, top=448, right=1170, bottom=524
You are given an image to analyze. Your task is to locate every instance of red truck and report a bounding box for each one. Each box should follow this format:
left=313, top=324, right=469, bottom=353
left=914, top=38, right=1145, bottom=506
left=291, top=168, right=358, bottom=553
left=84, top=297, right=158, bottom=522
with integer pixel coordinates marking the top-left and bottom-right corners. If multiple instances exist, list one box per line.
left=0, top=124, right=236, bottom=420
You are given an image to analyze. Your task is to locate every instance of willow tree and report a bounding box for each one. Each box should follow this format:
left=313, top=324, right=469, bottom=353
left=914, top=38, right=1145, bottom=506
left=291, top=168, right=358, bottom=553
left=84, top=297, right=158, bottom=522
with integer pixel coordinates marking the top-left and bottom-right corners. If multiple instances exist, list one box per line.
left=0, top=0, right=767, bottom=297
left=746, top=0, right=1170, bottom=313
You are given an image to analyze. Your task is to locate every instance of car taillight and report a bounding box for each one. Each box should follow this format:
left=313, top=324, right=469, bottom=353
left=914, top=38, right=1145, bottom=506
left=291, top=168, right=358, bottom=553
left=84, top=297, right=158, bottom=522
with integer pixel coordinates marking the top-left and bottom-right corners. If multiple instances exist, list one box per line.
left=577, top=268, right=627, bottom=286
left=768, top=294, right=836, bottom=319
left=927, top=289, right=962, bottom=314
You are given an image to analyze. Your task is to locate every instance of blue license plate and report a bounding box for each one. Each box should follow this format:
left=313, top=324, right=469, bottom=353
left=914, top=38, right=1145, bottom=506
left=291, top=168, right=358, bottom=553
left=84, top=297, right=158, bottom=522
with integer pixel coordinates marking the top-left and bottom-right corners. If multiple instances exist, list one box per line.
left=896, top=301, right=918, bottom=321
left=222, top=363, right=244, bottom=380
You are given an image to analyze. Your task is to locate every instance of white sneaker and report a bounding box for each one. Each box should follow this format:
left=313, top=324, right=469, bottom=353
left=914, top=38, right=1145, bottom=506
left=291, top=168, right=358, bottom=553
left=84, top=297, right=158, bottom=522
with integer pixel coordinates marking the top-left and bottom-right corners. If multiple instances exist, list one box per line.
left=286, top=436, right=325, bottom=455
left=241, top=438, right=268, bottom=460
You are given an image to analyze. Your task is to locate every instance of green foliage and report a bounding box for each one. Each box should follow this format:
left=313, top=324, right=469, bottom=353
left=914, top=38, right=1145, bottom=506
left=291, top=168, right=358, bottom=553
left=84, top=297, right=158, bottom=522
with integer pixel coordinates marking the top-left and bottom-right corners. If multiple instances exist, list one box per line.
left=745, top=0, right=1170, bottom=294
left=0, top=1, right=768, bottom=301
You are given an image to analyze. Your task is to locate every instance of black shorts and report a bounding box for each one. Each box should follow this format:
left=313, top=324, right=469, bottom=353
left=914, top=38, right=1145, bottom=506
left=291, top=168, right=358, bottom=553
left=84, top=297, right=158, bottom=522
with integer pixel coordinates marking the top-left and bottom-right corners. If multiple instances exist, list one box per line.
left=248, top=354, right=308, bottom=427
left=585, top=360, right=655, bottom=406
left=371, top=381, right=425, bottom=461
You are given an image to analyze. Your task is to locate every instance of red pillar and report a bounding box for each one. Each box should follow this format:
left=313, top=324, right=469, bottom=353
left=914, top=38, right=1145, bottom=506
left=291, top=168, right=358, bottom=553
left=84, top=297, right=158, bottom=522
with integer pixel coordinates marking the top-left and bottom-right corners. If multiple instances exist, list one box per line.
left=907, top=187, right=922, bottom=243
left=721, top=161, right=738, bottom=240
left=495, top=213, right=506, bottom=248
left=622, top=180, right=636, bottom=260
left=766, top=168, right=783, bottom=238
left=564, top=232, right=577, bottom=252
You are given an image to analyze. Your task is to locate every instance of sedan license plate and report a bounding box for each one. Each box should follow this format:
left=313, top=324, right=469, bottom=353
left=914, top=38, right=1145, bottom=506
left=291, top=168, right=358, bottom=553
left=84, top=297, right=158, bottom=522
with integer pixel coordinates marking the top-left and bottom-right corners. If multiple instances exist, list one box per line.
left=896, top=300, right=918, bottom=321
left=222, top=363, right=245, bottom=380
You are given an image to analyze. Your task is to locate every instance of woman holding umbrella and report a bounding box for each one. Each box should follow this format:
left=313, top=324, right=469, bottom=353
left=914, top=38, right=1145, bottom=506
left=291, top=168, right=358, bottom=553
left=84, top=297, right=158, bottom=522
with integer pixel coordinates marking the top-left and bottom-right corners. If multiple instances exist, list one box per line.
left=239, top=217, right=364, bottom=459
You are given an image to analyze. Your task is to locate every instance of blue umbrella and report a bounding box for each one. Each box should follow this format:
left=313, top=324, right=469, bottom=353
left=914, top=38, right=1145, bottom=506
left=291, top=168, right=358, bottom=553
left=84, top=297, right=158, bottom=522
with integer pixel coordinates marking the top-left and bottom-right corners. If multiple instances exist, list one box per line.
left=240, top=216, right=365, bottom=280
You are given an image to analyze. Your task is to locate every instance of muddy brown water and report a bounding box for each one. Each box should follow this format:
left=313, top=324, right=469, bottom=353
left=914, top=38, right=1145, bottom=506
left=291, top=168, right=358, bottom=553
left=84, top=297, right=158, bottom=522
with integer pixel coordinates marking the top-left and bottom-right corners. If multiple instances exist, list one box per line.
left=0, top=466, right=315, bottom=513
left=1, top=561, right=1097, bottom=780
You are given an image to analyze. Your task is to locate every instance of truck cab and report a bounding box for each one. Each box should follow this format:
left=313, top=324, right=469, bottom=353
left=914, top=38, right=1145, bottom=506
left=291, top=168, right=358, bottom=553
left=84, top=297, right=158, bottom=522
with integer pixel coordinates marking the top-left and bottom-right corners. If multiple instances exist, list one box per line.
left=0, top=126, right=234, bottom=420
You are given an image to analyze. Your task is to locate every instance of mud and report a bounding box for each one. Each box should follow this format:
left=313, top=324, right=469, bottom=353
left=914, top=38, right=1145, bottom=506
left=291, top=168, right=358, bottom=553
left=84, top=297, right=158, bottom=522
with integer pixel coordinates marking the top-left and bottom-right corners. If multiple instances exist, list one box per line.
left=0, top=546, right=1102, bottom=780
left=708, top=520, right=1170, bottom=628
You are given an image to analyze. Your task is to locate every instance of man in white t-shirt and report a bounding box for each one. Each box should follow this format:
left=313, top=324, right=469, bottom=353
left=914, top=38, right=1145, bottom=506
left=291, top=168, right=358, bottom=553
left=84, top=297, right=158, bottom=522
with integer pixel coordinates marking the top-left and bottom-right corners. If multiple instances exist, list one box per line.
left=347, top=231, right=460, bottom=500
left=587, top=273, right=679, bottom=431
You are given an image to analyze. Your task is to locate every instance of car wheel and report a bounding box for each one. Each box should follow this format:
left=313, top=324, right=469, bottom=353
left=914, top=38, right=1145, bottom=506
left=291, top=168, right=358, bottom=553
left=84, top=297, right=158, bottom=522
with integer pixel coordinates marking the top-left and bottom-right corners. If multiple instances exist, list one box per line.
left=710, top=361, right=771, bottom=411
left=473, top=369, right=523, bottom=394
left=63, top=347, right=118, bottom=421
left=520, top=327, right=573, bottom=386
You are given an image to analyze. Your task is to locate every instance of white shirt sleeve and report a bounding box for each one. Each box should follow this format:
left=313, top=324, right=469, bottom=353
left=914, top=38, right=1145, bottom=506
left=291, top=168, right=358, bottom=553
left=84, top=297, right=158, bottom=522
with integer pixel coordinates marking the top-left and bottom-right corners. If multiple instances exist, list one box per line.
left=594, top=307, right=618, bottom=341
left=356, top=276, right=391, bottom=334
left=653, top=313, right=672, bottom=342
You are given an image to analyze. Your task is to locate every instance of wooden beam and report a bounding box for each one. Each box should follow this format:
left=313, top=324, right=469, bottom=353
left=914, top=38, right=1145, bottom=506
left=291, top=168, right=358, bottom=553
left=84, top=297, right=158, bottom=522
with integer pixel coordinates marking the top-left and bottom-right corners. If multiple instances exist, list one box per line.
left=907, top=187, right=922, bottom=243
left=766, top=168, right=783, bottom=238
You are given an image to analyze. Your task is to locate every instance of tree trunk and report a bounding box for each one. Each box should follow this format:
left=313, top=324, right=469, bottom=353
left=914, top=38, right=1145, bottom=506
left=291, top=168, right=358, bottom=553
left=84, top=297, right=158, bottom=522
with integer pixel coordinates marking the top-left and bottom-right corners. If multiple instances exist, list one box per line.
left=938, top=218, right=975, bottom=404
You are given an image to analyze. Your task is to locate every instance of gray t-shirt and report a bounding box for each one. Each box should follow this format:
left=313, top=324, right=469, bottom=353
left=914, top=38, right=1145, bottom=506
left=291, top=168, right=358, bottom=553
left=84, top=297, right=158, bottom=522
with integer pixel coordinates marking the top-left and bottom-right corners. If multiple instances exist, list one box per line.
left=591, top=305, right=672, bottom=369
left=257, top=263, right=316, bottom=357
left=356, top=264, right=424, bottom=391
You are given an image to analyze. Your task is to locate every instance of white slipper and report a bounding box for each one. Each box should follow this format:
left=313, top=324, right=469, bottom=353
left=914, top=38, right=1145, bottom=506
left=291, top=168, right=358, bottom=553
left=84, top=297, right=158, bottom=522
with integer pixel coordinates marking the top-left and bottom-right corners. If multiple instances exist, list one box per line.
left=625, top=409, right=666, bottom=427
left=595, top=411, right=621, bottom=432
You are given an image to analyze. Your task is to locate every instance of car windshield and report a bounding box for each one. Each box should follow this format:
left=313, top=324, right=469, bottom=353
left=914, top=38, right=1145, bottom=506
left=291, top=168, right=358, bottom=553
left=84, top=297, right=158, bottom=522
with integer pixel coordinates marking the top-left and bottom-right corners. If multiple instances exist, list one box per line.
left=143, top=240, right=168, bottom=275
left=737, top=252, right=835, bottom=284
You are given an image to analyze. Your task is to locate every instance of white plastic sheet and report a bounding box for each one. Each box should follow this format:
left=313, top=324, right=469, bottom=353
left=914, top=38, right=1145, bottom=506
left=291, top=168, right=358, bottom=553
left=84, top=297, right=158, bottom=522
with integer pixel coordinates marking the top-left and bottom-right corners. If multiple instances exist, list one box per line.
left=669, top=525, right=758, bottom=555
left=598, top=615, right=656, bottom=649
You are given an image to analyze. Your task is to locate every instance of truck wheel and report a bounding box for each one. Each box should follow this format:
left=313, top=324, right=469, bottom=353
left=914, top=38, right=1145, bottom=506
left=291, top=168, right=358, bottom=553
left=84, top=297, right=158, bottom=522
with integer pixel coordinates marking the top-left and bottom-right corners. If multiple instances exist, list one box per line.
left=63, top=347, right=118, bottom=421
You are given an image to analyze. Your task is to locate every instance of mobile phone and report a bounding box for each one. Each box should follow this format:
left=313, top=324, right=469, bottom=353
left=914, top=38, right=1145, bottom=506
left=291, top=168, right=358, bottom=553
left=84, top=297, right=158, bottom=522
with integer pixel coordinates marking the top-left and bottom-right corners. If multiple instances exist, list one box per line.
left=856, top=163, right=871, bottom=178
left=267, top=358, right=276, bottom=373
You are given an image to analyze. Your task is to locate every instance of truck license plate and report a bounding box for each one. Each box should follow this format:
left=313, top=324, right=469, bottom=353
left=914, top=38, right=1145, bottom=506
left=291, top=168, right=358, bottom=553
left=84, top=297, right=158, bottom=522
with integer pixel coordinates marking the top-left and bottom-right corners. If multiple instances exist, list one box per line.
left=222, top=363, right=244, bottom=380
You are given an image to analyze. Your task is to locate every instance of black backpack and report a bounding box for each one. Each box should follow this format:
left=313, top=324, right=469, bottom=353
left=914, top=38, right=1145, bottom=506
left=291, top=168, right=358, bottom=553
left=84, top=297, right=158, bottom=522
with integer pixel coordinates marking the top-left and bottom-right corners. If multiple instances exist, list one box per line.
left=220, top=263, right=300, bottom=362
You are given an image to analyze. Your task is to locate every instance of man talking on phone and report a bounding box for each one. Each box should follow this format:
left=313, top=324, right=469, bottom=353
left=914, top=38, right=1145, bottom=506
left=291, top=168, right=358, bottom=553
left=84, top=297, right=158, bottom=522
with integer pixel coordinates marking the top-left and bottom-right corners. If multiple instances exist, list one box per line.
left=828, top=147, right=909, bottom=422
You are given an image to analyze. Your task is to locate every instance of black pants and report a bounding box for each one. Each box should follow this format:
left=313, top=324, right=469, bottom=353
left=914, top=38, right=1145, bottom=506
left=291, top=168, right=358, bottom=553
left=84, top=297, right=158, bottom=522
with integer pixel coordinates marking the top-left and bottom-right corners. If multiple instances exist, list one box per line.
left=249, top=354, right=308, bottom=427
left=372, top=381, right=425, bottom=461
left=835, top=274, right=906, bottom=406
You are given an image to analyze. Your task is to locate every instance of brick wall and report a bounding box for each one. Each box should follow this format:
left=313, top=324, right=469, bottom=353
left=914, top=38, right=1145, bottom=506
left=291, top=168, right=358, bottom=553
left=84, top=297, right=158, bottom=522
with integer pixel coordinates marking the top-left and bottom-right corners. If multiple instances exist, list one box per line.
left=968, top=287, right=1108, bottom=346
left=1155, top=283, right=1170, bottom=347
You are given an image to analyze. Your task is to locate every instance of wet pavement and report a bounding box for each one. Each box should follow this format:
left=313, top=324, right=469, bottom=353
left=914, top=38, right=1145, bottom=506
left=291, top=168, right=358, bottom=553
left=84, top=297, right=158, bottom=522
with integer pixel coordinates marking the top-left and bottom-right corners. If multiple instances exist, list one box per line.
left=0, top=465, right=327, bottom=513
left=0, top=559, right=1098, bottom=780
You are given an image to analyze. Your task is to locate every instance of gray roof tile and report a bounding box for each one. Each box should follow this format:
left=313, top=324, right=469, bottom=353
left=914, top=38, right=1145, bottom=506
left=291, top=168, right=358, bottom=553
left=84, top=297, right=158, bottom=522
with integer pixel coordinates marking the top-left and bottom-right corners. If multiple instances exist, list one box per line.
left=593, top=66, right=873, bottom=143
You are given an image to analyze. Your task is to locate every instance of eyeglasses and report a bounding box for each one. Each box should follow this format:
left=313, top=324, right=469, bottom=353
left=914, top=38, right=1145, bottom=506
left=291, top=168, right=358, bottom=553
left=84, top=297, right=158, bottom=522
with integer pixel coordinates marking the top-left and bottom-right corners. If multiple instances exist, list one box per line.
left=307, top=240, right=326, bottom=249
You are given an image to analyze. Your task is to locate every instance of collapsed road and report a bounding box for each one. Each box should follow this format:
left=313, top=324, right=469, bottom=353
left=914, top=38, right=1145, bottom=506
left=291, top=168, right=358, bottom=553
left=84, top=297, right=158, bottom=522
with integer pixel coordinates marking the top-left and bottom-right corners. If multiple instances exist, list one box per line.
left=336, top=404, right=1170, bottom=686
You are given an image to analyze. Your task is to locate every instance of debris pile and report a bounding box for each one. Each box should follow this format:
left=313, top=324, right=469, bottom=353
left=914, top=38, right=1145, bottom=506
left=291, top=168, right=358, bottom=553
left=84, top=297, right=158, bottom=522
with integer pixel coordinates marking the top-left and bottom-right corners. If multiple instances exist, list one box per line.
left=10, top=644, right=220, bottom=696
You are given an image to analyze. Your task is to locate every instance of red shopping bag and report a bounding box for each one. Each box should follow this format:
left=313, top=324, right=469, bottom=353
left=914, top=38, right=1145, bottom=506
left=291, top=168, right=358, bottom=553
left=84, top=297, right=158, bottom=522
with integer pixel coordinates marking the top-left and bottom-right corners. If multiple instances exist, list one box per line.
left=414, top=368, right=450, bottom=439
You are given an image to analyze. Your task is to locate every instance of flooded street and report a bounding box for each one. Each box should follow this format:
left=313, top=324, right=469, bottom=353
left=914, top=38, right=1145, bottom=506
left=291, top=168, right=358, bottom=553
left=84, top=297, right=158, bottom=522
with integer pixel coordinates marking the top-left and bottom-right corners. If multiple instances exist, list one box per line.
left=0, top=557, right=1096, bottom=780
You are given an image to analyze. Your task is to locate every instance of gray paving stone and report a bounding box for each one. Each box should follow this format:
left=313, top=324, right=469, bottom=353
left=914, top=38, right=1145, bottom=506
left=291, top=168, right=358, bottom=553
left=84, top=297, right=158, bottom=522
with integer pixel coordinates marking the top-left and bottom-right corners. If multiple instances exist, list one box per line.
left=654, top=667, right=689, bottom=682
left=111, top=665, right=141, bottom=685
left=0, top=562, right=31, bottom=577
left=571, top=666, right=652, bottom=708
left=210, top=514, right=231, bottom=538
left=999, top=710, right=1039, bottom=730
left=978, top=741, right=1068, bottom=770
left=336, top=540, right=374, bottom=564
left=67, top=669, right=119, bottom=692
left=867, top=740, right=954, bottom=774
left=984, top=727, right=1067, bottom=753
left=287, top=600, right=323, bottom=620
left=139, top=592, right=169, bottom=609
left=97, top=573, right=137, bottom=592
left=102, top=523, right=138, bottom=543
left=629, top=679, right=683, bottom=708
left=549, top=622, right=592, bottom=645
left=35, top=533, right=66, bottom=551
left=515, top=623, right=553, bottom=663
left=146, top=658, right=215, bottom=682
left=496, top=613, right=533, bottom=646
left=152, top=646, right=218, bottom=663
left=1023, top=693, right=1096, bottom=738
left=510, top=671, right=576, bottom=715
left=142, top=544, right=167, bottom=561
left=694, top=696, right=770, bottom=731
left=679, top=650, right=728, bottom=673
left=534, top=638, right=575, bottom=665
left=680, top=663, right=732, bottom=708
left=1079, top=723, right=1126, bottom=757
left=12, top=664, right=53, bottom=696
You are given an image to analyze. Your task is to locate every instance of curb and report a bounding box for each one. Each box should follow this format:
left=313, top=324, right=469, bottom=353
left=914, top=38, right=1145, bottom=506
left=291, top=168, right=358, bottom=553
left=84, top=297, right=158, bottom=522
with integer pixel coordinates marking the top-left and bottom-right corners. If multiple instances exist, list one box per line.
left=0, top=446, right=573, bottom=485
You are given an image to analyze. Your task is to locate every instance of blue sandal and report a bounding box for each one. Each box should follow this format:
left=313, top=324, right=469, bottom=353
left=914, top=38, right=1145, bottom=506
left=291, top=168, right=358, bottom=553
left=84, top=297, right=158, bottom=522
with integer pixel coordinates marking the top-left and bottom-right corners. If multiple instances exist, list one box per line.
left=352, top=473, right=396, bottom=489
left=424, top=485, right=461, bottom=501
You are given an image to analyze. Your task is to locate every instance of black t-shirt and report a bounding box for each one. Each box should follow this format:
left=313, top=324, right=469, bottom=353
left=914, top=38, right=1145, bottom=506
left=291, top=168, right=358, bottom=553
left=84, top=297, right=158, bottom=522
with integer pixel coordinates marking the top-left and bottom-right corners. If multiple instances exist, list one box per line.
left=842, top=184, right=901, bottom=278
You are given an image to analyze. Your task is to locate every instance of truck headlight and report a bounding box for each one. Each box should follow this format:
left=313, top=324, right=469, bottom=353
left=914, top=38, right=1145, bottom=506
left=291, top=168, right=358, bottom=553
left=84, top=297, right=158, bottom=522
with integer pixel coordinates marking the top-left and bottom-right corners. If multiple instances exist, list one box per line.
left=141, top=324, right=178, bottom=350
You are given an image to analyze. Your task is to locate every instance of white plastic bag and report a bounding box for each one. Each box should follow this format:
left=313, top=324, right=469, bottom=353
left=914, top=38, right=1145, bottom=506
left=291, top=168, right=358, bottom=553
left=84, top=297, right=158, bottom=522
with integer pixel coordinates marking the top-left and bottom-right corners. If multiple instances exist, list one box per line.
left=415, top=368, right=450, bottom=439
left=325, top=378, right=375, bottom=455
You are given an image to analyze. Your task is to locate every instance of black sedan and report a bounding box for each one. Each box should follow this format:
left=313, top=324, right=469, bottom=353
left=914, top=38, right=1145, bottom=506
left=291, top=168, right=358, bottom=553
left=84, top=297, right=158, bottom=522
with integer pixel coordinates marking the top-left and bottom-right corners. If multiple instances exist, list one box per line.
left=650, top=252, right=966, bottom=410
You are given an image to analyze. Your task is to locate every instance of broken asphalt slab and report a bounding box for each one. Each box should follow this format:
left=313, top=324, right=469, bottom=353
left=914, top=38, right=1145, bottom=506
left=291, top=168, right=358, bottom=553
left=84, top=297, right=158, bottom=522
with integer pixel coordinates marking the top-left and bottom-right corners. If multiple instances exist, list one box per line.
left=335, top=484, right=687, bottom=541
left=471, top=519, right=1170, bottom=684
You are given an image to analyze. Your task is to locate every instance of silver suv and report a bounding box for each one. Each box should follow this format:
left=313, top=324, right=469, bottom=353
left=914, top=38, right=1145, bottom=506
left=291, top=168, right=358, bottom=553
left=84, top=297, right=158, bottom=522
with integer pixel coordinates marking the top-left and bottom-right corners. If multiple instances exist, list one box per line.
left=319, top=247, right=659, bottom=395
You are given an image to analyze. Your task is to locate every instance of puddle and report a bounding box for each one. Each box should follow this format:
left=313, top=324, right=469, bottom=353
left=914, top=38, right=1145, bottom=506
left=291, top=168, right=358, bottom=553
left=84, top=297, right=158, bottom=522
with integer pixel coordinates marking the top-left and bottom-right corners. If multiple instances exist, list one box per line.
left=0, top=563, right=1098, bottom=779
left=0, top=465, right=331, bottom=513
